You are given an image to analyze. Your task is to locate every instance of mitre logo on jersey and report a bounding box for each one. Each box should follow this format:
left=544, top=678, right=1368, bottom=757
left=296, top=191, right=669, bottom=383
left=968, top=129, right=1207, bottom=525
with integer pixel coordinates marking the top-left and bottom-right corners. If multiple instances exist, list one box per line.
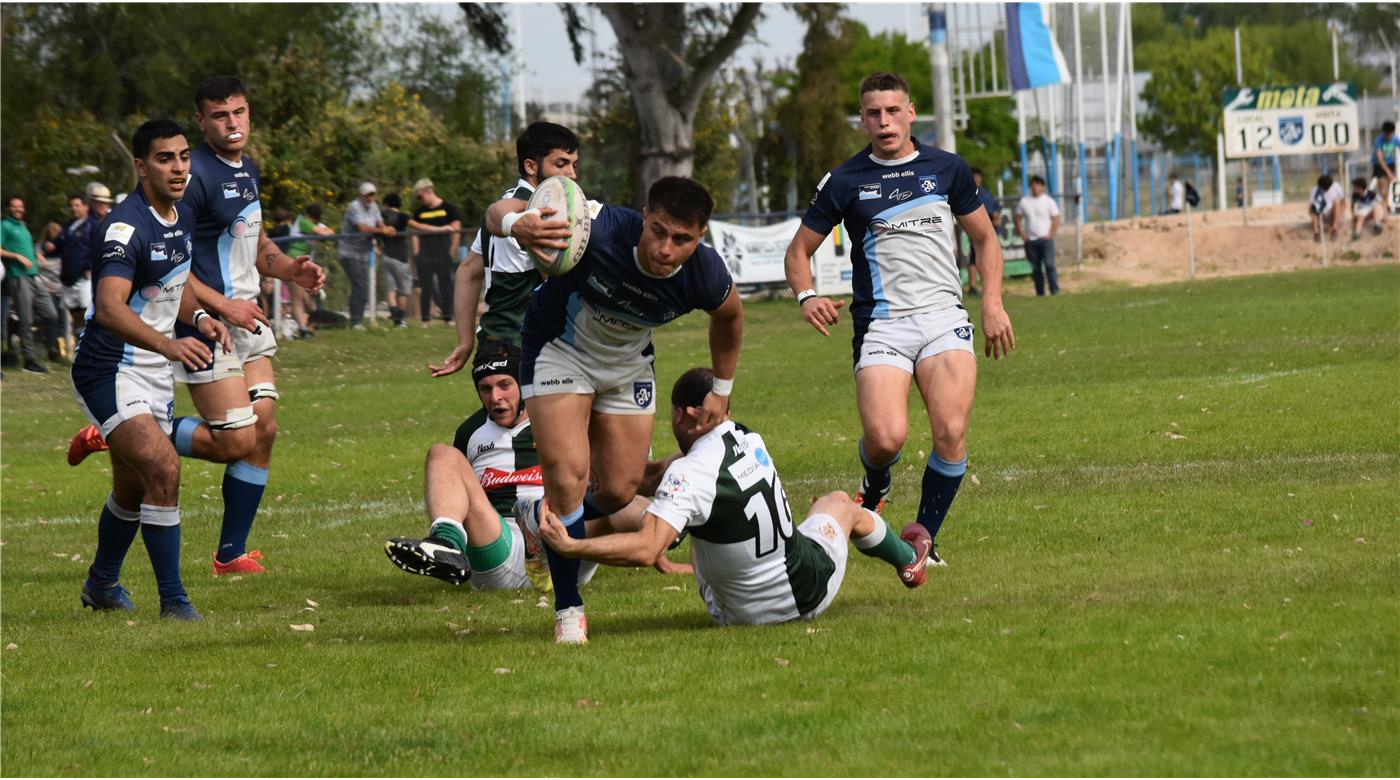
left=140, top=283, right=164, bottom=301
left=478, top=466, right=543, bottom=491
left=919, top=175, right=938, bottom=194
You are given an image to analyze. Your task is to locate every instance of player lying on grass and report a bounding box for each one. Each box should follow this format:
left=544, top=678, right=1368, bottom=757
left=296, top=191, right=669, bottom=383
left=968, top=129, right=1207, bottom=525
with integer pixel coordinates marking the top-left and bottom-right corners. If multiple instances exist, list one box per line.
left=385, top=340, right=687, bottom=589
left=72, top=119, right=232, bottom=621
left=489, top=176, right=743, bottom=644
left=533, top=367, right=933, bottom=629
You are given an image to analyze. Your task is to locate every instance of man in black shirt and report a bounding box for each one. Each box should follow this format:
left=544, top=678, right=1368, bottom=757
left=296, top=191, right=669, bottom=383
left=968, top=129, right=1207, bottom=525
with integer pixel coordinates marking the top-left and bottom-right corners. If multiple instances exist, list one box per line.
left=409, top=178, right=462, bottom=327
left=380, top=193, right=414, bottom=328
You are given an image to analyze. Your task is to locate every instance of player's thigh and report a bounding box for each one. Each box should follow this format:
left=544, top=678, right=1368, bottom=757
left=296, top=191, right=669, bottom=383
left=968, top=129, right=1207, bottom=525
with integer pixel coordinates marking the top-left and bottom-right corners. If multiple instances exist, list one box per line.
left=588, top=411, right=653, bottom=496
left=187, top=375, right=257, bottom=428
left=524, top=392, right=595, bottom=485
left=914, top=348, right=977, bottom=445
left=106, top=414, right=180, bottom=489
left=855, top=365, right=913, bottom=448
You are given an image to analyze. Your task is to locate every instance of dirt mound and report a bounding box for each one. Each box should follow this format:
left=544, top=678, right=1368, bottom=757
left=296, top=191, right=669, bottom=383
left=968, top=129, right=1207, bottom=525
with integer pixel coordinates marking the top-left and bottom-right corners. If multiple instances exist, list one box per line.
left=1053, top=201, right=1398, bottom=290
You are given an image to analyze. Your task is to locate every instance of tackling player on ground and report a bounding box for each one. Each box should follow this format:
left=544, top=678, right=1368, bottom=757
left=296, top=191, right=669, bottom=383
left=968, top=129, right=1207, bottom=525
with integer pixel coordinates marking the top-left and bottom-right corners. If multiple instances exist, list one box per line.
left=535, top=368, right=933, bottom=628
left=72, top=119, right=232, bottom=621
left=69, top=76, right=327, bottom=577
left=783, top=71, right=1015, bottom=566
left=490, top=176, right=744, bottom=644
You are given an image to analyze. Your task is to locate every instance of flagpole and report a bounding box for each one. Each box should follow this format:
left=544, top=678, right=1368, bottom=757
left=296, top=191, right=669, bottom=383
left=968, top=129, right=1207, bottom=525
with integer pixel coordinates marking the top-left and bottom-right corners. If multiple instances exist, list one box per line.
left=1018, top=90, right=1029, bottom=194
left=1126, top=2, right=1139, bottom=217
left=1073, top=2, right=1086, bottom=266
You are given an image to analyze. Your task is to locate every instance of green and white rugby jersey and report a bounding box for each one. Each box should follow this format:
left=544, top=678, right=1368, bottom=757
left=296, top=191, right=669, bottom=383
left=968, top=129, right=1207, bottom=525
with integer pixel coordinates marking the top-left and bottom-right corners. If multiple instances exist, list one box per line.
left=479, top=180, right=538, bottom=347
left=452, top=407, right=544, bottom=517
left=648, top=420, right=836, bottom=625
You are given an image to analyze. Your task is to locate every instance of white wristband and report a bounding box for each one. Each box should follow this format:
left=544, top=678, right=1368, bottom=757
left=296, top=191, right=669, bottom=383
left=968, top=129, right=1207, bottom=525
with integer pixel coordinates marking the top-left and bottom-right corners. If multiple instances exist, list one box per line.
left=711, top=377, right=734, bottom=397
left=796, top=289, right=817, bottom=306
left=193, top=309, right=210, bottom=326
left=500, top=208, right=540, bottom=238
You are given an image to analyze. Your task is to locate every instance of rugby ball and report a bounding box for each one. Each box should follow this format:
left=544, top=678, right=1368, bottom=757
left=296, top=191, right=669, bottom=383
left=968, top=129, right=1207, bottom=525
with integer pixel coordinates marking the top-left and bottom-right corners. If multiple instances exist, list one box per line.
left=526, top=176, right=591, bottom=276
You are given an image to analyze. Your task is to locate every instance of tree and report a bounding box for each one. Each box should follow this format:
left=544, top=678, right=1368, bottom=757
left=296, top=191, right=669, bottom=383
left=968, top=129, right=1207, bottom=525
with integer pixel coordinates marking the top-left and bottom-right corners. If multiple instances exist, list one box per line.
left=462, top=3, right=761, bottom=207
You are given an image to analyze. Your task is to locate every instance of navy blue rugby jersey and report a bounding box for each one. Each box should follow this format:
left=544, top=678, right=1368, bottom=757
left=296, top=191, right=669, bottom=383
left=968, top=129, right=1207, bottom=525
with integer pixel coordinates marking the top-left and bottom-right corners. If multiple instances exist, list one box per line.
left=802, top=138, right=981, bottom=324
left=520, top=205, right=733, bottom=362
left=184, top=143, right=262, bottom=301
left=75, top=186, right=195, bottom=372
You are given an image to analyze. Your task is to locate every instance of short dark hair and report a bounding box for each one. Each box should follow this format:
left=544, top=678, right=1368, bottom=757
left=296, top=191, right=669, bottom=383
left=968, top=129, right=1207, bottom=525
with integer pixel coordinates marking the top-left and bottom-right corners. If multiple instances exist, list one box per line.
left=132, top=118, right=188, bottom=160
left=671, top=367, right=714, bottom=410
left=517, top=122, right=579, bottom=178
left=67, top=192, right=84, bottom=202
left=1317, top=174, right=1333, bottom=189
left=194, top=75, right=246, bottom=111
left=1352, top=177, right=1368, bottom=189
left=5, top=194, right=23, bottom=207
left=273, top=207, right=292, bottom=223
left=646, top=176, right=714, bottom=228
left=1383, top=121, right=1396, bottom=134
left=1030, top=174, right=1046, bottom=187
left=970, top=167, right=983, bottom=178
left=859, top=71, right=910, bottom=97
left=305, top=204, right=322, bottom=221
left=382, top=192, right=402, bottom=208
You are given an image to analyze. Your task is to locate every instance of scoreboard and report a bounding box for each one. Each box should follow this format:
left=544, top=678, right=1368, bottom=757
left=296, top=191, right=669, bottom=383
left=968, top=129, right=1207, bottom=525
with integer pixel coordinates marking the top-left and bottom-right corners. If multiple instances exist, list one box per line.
left=1223, top=83, right=1359, bottom=159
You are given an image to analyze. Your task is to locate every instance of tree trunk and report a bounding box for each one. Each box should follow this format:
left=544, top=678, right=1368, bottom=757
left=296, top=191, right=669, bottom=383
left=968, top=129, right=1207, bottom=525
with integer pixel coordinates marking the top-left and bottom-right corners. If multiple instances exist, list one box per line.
left=599, top=3, right=760, bottom=208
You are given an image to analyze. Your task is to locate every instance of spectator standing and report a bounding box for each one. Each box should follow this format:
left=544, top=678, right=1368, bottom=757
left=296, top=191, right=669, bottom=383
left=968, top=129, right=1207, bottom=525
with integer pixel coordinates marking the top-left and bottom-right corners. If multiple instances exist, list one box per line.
left=47, top=188, right=103, bottom=351
left=37, top=222, right=67, bottom=361
left=1373, top=121, right=1396, bottom=216
left=1165, top=172, right=1185, bottom=214
left=379, top=193, right=414, bottom=328
left=408, top=178, right=462, bottom=327
left=1013, top=175, right=1062, bottom=297
left=340, top=182, right=395, bottom=329
left=1308, top=174, right=1346, bottom=242
left=1, top=195, right=58, bottom=373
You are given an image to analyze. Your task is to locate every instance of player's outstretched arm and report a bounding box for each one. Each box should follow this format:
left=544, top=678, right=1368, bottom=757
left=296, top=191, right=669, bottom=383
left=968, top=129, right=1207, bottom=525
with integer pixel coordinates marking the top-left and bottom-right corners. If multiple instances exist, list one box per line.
left=93, top=276, right=212, bottom=372
left=429, top=249, right=485, bottom=378
left=255, top=231, right=326, bottom=293
left=538, top=498, right=678, bottom=568
left=187, top=273, right=269, bottom=334
left=685, top=287, right=744, bottom=435
left=956, top=208, right=1015, bottom=360
left=784, top=224, right=844, bottom=336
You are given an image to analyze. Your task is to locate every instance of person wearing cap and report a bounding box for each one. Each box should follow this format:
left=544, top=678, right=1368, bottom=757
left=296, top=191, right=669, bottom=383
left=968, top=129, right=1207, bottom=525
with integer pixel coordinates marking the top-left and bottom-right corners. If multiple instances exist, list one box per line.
left=46, top=184, right=113, bottom=348
left=340, top=181, right=396, bottom=328
left=407, top=177, right=462, bottom=328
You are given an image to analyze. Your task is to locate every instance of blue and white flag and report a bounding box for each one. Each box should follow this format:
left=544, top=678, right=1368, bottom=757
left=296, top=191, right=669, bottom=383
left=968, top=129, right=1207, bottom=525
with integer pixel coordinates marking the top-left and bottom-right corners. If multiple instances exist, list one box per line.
left=1005, top=2, right=1071, bottom=91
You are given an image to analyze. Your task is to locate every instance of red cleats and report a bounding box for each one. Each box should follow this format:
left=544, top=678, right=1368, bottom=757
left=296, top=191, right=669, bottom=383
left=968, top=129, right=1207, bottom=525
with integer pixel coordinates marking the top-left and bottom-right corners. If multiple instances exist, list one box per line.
left=212, top=549, right=267, bottom=576
left=897, top=523, right=933, bottom=589
left=67, top=424, right=109, bottom=466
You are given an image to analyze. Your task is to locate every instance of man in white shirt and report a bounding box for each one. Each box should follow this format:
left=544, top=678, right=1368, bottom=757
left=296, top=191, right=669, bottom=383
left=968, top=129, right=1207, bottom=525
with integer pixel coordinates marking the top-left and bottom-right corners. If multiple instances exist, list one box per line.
left=1309, top=174, right=1347, bottom=242
left=1013, top=175, right=1061, bottom=296
left=1165, top=172, right=1185, bottom=214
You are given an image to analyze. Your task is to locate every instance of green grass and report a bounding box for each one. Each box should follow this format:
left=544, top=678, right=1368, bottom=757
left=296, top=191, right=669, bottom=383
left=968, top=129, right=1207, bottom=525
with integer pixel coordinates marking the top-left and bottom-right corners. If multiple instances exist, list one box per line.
left=2, top=266, right=1398, bottom=776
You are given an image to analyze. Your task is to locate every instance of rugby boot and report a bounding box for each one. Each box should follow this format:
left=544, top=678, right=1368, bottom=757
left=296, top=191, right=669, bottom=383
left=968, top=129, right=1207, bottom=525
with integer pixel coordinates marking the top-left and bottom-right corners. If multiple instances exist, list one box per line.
left=67, top=424, right=109, bottom=466
left=212, top=549, right=267, bottom=576
left=897, top=523, right=933, bottom=589
left=81, top=579, right=135, bottom=611
left=383, top=536, right=470, bottom=586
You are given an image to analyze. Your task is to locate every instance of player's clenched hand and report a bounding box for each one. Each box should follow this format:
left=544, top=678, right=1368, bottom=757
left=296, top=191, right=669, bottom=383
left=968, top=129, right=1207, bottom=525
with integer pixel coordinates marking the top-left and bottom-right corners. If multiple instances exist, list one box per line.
left=800, top=296, right=844, bottom=336
left=429, top=343, right=472, bottom=378
left=219, top=298, right=271, bottom=333
left=981, top=301, right=1015, bottom=360
left=535, top=498, right=576, bottom=555
left=289, top=256, right=326, bottom=294
left=162, top=336, right=214, bottom=372
left=196, top=313, right=233, bottom=354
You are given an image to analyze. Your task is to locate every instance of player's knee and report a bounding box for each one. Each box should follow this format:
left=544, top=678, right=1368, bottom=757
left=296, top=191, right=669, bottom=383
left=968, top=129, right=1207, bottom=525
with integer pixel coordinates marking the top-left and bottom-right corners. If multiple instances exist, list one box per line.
left=143, top=452, right=181, bottom=495
left=254, top=410, right=278, bottom=447
left=863, top=430, right=905, bottom=461
left=426, top=443, right=462, bottom=467
left=209, top=425, right=258, bottom=462
left=825, top=489, right=852, bottom=505
left=932, top=424, right=967, bottom=460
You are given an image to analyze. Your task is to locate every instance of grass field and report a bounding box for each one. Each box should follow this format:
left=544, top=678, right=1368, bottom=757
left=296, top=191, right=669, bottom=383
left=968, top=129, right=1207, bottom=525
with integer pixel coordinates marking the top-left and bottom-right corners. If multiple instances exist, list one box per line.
left=2, top=266, right=1397, bottom=776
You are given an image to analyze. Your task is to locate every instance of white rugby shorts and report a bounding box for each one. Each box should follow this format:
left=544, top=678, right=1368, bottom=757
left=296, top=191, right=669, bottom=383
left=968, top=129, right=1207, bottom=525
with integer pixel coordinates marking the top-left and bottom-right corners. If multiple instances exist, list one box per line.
left=72, top=363, right=176, bottom=437
left=61, top=277, right=91, bottom=311
left=175, top=317, right=277, bottom=385
left=855, top=306, right=976, bottom=374
left=471, top=516, right=598, bottom=592
left=522, top=340, right=657, bottom=416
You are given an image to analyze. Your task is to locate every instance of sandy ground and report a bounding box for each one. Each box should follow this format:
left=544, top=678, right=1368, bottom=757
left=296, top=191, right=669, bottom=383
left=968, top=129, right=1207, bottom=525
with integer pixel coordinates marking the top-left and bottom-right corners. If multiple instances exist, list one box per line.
left=1044, top=201, right=1400, bottom=291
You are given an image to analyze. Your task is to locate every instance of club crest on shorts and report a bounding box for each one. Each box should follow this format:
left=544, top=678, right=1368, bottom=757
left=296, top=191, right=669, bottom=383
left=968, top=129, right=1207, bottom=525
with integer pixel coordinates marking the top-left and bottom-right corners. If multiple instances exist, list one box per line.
left=166, top=400, right=175, bottom=423
left=954, top=325, right=974, bottom=340
left=633, top=381, right=654, bottom=408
